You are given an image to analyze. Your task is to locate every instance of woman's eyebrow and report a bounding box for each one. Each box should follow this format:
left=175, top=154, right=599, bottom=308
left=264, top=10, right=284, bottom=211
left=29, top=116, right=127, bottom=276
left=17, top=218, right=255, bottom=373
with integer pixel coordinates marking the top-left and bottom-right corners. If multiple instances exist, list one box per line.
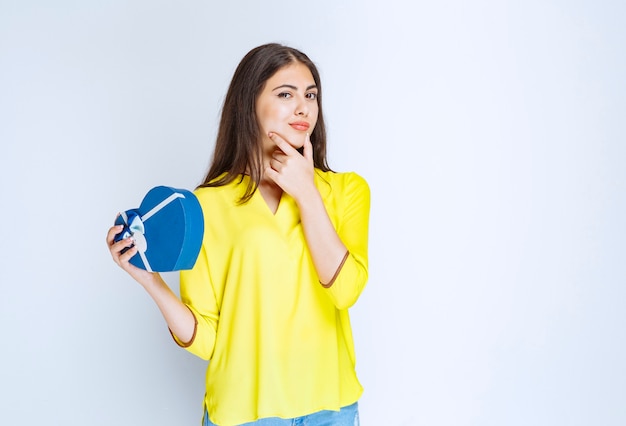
left=272, top=84, right=318, bottom=91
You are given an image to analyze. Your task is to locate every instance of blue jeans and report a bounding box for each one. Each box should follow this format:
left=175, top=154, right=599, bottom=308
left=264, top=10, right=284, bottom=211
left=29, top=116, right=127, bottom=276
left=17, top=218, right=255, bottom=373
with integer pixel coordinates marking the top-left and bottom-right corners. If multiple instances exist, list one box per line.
left=203, top=402, right=359, bottom=426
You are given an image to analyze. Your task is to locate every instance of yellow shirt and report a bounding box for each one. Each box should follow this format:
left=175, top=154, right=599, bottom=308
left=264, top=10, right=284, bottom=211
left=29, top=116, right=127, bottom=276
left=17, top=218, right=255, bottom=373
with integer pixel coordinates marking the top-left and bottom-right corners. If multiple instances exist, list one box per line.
left=176, top=170, right=370, bottom=426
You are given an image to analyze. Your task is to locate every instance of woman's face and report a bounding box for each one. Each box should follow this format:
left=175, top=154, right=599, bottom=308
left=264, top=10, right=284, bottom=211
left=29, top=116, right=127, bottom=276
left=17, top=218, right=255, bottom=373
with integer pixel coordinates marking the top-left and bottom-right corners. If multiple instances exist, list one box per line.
left=256, top=62, right=319, bottom=156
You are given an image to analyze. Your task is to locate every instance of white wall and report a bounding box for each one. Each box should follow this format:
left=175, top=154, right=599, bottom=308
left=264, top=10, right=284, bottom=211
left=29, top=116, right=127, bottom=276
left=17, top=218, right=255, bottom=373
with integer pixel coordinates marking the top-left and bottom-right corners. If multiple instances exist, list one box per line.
left=1, top=1, right=624, bottom=425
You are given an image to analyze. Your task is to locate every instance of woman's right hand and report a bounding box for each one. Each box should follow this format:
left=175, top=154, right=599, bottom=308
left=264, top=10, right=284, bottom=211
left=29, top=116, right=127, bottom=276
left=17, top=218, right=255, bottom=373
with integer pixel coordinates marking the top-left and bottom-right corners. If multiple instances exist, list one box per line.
left=106, top=223, right=155, bottom=284
left=106, top=222, right=197, bottom=345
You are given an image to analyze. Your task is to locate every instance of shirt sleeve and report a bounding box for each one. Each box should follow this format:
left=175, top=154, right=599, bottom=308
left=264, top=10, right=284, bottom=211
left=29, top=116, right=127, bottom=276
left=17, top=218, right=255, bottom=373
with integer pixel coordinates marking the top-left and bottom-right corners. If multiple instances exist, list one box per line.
left=323, top=172, right=370, bottom=310
left=175, top=243, right=220, bottom=360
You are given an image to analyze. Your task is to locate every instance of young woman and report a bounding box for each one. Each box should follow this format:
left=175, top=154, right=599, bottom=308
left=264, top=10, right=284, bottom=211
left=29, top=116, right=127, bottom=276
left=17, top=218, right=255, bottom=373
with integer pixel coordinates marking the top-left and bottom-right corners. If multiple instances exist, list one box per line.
left=107, top=43, right=370, bottom=426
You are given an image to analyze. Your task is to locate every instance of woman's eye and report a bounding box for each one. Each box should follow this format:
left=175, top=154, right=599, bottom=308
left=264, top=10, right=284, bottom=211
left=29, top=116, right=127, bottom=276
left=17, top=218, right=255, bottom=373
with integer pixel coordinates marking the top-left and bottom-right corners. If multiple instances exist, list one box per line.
left=278, top=92, right=292, bottom=99
left=306, top=92, right=318, bottom=100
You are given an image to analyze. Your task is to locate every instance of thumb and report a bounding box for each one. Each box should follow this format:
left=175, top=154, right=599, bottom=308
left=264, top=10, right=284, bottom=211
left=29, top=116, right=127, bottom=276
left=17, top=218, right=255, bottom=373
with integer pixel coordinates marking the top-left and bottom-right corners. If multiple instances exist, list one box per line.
left=303, top=133, right=313, bottom=163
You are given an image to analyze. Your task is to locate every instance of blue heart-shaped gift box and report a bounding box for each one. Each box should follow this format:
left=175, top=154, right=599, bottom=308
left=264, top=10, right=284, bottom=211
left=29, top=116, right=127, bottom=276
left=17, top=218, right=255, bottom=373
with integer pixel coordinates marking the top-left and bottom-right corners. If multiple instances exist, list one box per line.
left=114, top=186, right=204, bottom=272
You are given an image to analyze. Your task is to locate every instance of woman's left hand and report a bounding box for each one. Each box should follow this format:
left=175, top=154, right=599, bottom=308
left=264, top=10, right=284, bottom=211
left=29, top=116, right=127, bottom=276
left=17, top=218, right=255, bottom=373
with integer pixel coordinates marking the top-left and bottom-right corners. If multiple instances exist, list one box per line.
left=265, top=132, right=317, bottom=203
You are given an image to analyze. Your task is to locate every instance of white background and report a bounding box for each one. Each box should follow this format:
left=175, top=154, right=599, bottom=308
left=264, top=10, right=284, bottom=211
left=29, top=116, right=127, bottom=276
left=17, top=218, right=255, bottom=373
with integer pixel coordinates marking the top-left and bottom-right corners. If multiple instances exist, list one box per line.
left=1, top=1, right=624, bottom=425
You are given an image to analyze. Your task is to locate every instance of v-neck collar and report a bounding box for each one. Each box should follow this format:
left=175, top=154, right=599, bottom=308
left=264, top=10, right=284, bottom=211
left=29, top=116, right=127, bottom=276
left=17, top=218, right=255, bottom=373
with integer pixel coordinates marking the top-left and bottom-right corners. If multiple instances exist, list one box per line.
left=259, top=188, right=284, bottom=216
left=250, top=186, right=300, bottom=237
left=236, top=174, right=301, bottom=228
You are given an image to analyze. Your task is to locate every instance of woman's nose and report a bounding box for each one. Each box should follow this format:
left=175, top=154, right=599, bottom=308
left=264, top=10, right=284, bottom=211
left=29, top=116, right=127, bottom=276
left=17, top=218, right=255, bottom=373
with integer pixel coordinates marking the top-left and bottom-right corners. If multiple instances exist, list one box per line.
left=295, top=98, right=309, bottom=116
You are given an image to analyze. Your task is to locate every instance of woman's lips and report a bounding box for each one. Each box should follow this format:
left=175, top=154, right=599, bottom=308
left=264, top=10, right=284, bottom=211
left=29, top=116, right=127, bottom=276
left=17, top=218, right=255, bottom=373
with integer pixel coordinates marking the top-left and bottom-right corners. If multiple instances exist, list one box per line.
left=289, top=122, right=310, bottom=131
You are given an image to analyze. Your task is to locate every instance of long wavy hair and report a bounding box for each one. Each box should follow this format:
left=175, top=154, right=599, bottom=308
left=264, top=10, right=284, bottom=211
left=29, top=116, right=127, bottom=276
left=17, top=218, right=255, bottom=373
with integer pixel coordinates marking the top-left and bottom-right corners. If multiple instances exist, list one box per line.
left=198, top=43, right=331, bottom=203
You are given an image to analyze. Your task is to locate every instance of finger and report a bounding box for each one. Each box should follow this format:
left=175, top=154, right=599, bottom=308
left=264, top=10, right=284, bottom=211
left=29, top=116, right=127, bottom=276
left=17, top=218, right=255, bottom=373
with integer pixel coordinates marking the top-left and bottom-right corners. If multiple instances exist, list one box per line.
left=106, top=224, right=125, bottom=245
left=268, top=132, right=297, bottom=155
left=110, top=237, right=134, bottom=256
left=271, top=149, right=287, bottom=163
left=119, top=245, right=138, bottom=264
left=269, top=157, right=282, bottom=172
left=303, top=132, right=313, bottom=163
left=264, top=165, right=280, bottom=184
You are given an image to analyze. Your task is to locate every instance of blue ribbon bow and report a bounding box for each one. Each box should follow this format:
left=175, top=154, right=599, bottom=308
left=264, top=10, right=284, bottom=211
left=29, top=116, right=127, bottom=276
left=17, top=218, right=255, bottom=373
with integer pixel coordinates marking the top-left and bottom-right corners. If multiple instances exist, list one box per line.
left=114, top=210, right=147, bottom=254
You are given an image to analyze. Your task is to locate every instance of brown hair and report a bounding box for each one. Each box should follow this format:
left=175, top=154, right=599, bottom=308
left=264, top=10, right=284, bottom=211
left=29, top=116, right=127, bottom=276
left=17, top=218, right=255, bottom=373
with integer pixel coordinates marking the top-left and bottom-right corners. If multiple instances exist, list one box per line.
left=198, top=43, right=331, bottom=203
